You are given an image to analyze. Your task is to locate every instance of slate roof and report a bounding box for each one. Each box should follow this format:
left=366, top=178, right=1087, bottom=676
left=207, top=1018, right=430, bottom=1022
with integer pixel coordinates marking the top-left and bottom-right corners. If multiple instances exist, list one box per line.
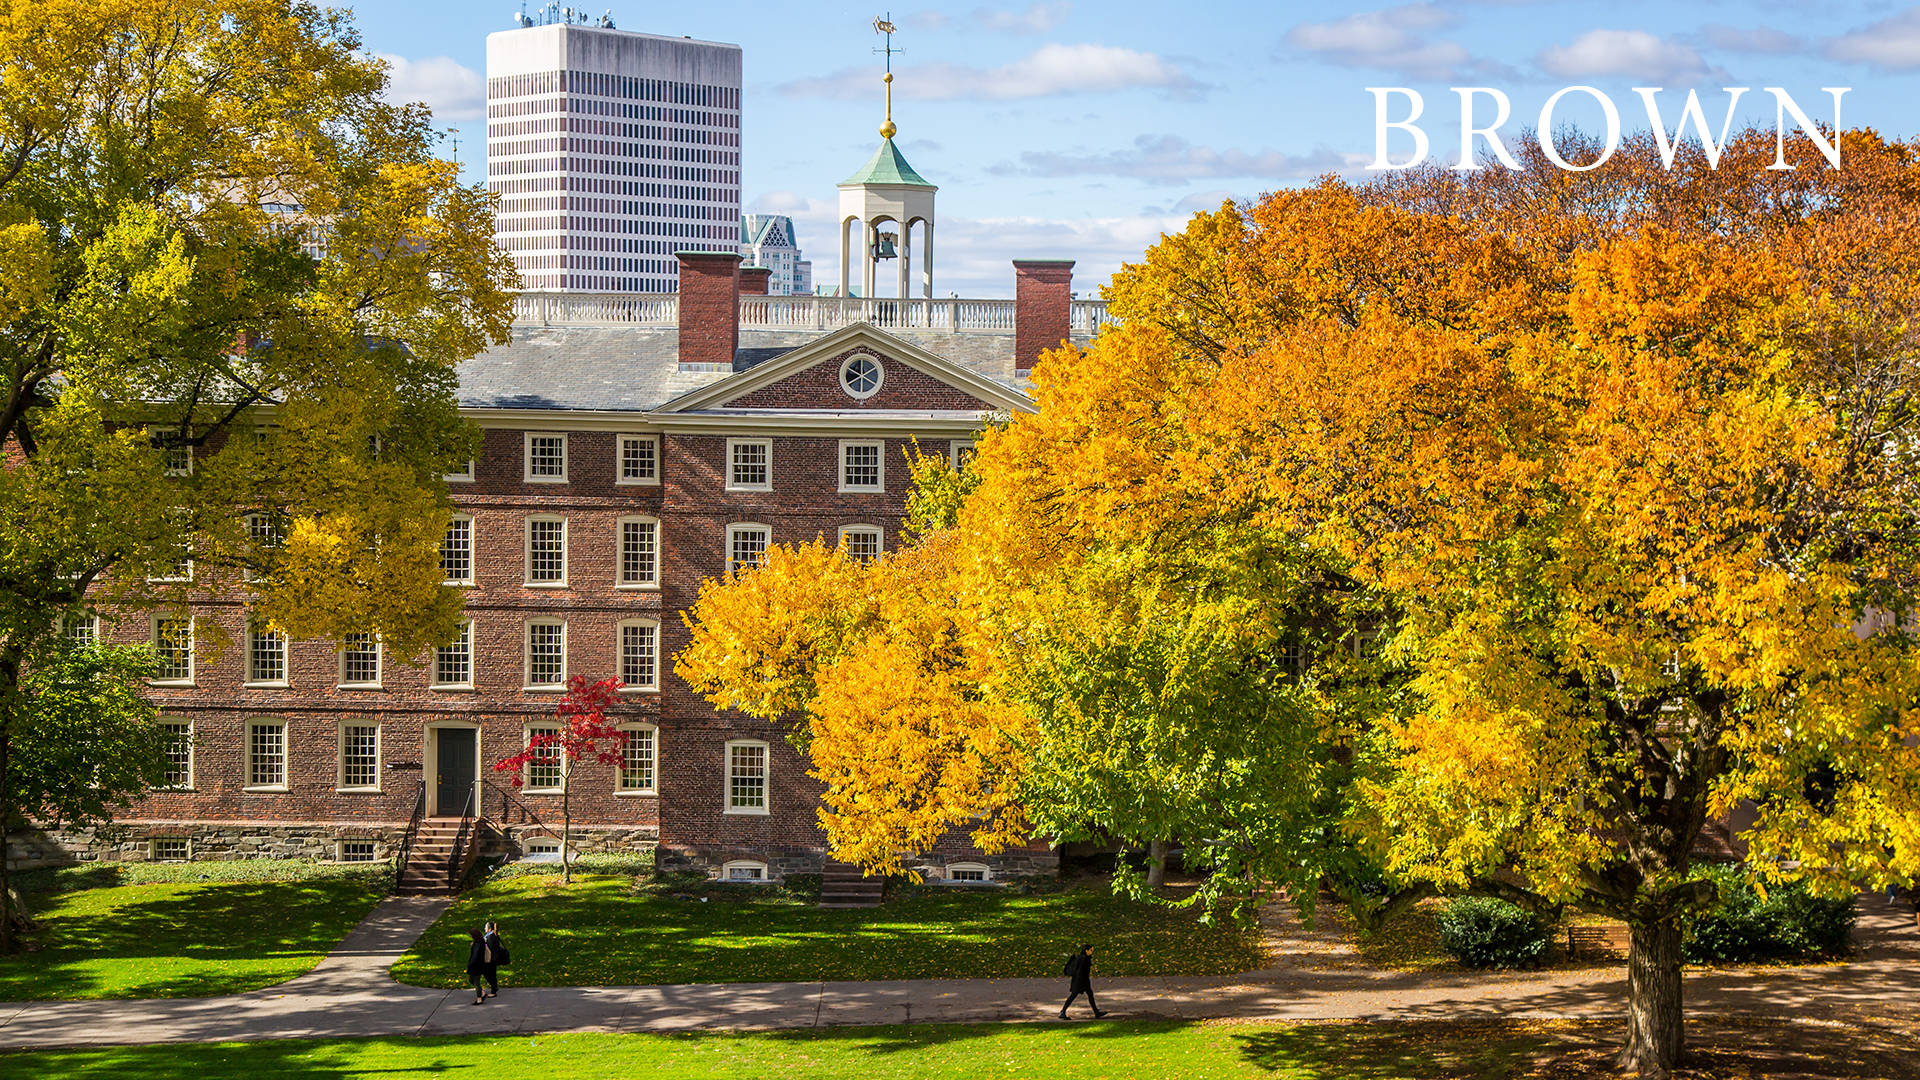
left=839, top=138, right=935, bottom=189
left=456, top=326, right=726, bottom=412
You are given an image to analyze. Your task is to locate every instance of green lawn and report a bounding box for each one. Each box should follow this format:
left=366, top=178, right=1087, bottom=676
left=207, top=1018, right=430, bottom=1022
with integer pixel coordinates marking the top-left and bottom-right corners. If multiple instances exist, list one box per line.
left=391, top=874, right=1265, bottom=988
left=1, top=868, right=388, bottom=1001
left=0, top=1021, right=1548, bottom=1080
left=9, top=1018, right=1906, bottom=1079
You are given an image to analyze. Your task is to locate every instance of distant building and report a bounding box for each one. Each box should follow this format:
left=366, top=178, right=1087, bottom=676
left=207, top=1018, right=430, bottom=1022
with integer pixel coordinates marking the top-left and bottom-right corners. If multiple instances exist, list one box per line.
left=486, top=21, right=742, bottom=292
left=738, top=214, right=813, bottom=295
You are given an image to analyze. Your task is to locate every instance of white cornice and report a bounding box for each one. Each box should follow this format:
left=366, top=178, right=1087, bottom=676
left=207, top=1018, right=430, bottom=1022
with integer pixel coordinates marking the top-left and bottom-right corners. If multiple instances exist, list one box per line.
left=465, top=406, right=1000, bottom=438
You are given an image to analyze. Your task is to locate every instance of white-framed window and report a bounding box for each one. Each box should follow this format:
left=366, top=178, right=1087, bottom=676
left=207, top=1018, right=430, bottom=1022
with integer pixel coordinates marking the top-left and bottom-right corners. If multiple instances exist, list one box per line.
left=725, top=739, right=769, bottom=815
left=839, top=440, right=884, bottom=493
left=246, top=720, right=288, bottom=790
left=950, top=441, right=976, bottom=470
left=337, top=839, right=378, bottom=862
left=524, top=723, right=563, bottom=791
left=442, top=514, right=474, bottom=585
left=947, top=862, right=992, bottom=883
left=721, top=860, right=770, bottom=883
left=150, top=529, right=194, bottom=583
left=618, top=516, right=659, bottom=588
left=246, top=623, right=288, bottom=686
left=726, top=523, right=770, bottom=576
left=726, top=438, right=772, bottom=492
left=525, top=619, right=566, bottom=689
left=616, top=724, right=657, bottom=794
left=433, top=621, right=474, bottom=689
left=524, top=837, right=562, bottom=856
left=838, top=525, right=883, bottom=564
left=151, top=615, right=194, bottom=685
left=159, top=720, right=194, bottom=789
left=839, top=353, right=884, bottom=400
left=445, top=459, right=476, bottom=483
left=618, top=619, right=659, bottom=692
left=618, top=434, right=660, bottom=485
left=150, top=837, right=191, bottom=861
left=61, top=613, right=99, bottom=646
left=159, top=439, right=193, bottom=476
left=525, top=516, right=568, bottom=586
left=338, top=722, right=381, bottom=791
left=524, top=432, right=569, bottom=483
left=338, top=633, right=381, bottom=688
left=242, top=512, right=283, bottom=582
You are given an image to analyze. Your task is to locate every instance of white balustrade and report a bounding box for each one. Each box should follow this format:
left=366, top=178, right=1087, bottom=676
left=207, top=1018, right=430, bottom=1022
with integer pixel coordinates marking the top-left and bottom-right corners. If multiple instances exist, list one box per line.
left=512, top=291, right=1111, bottom=335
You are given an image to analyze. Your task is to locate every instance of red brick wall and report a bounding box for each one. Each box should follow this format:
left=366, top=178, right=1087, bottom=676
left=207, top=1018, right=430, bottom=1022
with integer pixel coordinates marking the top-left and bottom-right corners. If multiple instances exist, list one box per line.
left=1014, top=259, right=1074, bottom=376
left=725, top=347, right=991, bottom=411
left=739, top=266, right=772, bottom=296
left=91, top=422, right=1023, bottom=874
left=676, top=252, right=742, bottom=368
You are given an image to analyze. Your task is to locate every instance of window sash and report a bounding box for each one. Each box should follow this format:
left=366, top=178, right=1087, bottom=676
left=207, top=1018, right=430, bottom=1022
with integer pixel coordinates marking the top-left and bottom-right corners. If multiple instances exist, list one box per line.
left=160, top=722, right=193, bottom=788
left=619, top=435, right=658, bottom=482
left=340, top=634, right=380, bottom=685
left=841, top=527, right=882, bottom=564
left=620, top=623, right=658, bottom=689
left=341, top=725, right=379, bottom=788
left=620, top=519, right=657, bottom=585
left=154, top=618, right=193, bottom=682
left=248, top=723, right=286, bottom=788
left=435, top=623, right=473, bottom=687
left=618, top=728, right=656, bottom=791
left=727, top=743, right=767, bottom=810
left=729, top=440, right=770, bottom=489
left=527, top=623, right=565, bottom=686
left=526, top=725, right=562, bottom=789
left=728, top=527, right=768, bottom=576
left=442, top=517, right=474, bottom=584
left=527, top=434, right=567, bottom=478
left=528, top=519, right=566, bottom=582
left=248, top=627, right=287, bottom=683
left=841, top=443, right=882, bottom=490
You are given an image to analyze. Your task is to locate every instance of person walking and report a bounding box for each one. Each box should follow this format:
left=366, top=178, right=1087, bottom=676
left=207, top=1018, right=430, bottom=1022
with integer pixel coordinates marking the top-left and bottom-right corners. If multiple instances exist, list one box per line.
left=481, top=920, right=504, bottom=999
left=1059, top=943, right=1105, bottom=1019
left=465, top=928, right=490, bottom=1005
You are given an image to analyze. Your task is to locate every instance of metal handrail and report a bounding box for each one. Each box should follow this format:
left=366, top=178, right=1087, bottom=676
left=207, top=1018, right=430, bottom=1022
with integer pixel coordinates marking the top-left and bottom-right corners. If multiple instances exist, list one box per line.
left=447, top=785, right=477, bottom=887
left=393, top=778, right=426, bottom=881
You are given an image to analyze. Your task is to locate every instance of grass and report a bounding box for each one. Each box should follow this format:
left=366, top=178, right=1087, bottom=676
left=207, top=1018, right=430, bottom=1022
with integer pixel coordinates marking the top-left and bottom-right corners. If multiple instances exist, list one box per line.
left=1, top=862, right=389, bottom=1001
left=391, top=872, right=1265, bottom=988
left=5, top=1018, right=1910, bottom=1079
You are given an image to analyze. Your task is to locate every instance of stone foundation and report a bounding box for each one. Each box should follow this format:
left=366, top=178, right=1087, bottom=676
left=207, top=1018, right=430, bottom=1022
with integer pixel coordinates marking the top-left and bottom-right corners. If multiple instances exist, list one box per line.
left=493, top=823, right=658, bottom=857
left=6, top=821, right=407, bottom=869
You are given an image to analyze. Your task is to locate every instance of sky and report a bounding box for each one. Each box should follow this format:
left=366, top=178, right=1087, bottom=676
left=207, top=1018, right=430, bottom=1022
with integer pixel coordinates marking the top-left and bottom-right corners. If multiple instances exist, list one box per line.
left=352, top=1, right=1920, bottom=297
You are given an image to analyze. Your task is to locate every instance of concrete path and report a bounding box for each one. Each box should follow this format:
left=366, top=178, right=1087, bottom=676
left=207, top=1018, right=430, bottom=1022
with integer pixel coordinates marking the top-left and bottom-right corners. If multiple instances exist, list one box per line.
left=1, top=894, right=1916, bottom=1050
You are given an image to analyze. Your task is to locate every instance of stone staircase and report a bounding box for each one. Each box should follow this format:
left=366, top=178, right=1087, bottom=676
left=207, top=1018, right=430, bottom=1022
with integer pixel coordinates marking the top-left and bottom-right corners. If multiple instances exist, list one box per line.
left=819, top=860, right=885, bottom=909
left=395, top=818, right=485, bottom=897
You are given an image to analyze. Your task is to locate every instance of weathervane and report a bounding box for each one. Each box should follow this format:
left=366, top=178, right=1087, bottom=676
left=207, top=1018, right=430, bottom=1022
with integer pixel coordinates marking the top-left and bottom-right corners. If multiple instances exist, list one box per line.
left=872, top=14, right=900, bottom=139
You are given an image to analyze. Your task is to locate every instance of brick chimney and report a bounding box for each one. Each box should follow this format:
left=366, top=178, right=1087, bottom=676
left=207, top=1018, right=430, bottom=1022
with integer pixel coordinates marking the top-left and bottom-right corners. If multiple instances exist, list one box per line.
left=1013, top=259, right=1074, bottom=376
left=739, top=265, right=773, bottom=296
left=677, top=251, right=743, bottom=368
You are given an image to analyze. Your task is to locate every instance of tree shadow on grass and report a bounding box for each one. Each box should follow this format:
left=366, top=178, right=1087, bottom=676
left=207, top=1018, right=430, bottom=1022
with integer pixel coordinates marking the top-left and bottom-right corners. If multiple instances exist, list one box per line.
left=1234, top=1020, right=1554, bottom=1079
left=0, top=880, right=384, bottom=1000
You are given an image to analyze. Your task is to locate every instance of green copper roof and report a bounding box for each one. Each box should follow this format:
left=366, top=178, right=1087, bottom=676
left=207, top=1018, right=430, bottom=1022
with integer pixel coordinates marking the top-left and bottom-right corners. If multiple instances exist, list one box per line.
left=839, top=138, right=936, bottom=189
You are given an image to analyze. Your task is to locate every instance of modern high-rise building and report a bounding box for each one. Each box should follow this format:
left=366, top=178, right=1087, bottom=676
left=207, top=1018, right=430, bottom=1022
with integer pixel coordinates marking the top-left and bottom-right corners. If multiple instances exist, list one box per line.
left=738, top=214, right=813, bottom=295
left=486, top=20, right=742, bottom=293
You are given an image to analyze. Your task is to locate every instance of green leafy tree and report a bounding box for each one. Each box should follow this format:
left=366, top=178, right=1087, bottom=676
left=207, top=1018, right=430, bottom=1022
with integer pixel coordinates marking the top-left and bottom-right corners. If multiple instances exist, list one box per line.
left=0, top=0, right=515, bottom=948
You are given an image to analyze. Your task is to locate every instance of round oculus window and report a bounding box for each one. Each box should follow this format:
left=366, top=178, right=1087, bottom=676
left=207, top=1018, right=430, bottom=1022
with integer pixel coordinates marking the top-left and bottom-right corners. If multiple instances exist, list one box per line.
left=840, top=354, right=884, bottom=399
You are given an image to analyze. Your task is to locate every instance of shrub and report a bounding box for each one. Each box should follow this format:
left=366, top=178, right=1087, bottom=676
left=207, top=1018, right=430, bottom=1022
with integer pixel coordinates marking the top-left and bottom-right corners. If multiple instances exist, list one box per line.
left=1436, top=896, right=1552, bottom=969
left=14, top=858, right=393, bottom=894
left=1683, top=864, right=1854, bottom=963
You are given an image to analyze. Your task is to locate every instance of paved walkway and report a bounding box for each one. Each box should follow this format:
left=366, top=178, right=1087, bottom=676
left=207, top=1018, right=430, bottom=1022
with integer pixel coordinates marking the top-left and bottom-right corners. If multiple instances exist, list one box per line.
left=1, top=895, right=1915, bottom=1050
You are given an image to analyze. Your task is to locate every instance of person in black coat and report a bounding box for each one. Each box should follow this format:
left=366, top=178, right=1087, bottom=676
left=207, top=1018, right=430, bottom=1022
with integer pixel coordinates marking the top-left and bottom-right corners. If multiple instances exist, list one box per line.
left=480, top=921, right=503, bottom=999
left=465, top=928, right=490, bottom=1005
left=1059, top=943, right=1106, bottom=1019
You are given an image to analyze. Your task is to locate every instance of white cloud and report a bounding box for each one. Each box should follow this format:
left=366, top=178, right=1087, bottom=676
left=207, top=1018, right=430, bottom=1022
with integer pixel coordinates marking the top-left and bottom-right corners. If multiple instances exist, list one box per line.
left=378, top=54, right=484, bottom=122
left=747, top=188, right=1183, bottom=297
left=1284, top=4, right=1501, bottom=80
left=910, top=3, right=1072, bottom=35
left=1003, top=135, right=1363, bottom=185
left=1697, top=24, right=1802, bottom=55
left=1537, top=30, right=1727, bottom=84
left=780, top=43, right=1202, bottom=101
left=1826, top=9, right=1920, bottom=70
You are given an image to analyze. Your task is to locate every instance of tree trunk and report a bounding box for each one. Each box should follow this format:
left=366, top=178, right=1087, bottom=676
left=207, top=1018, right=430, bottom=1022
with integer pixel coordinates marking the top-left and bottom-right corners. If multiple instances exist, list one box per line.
left=1618, top=916, right=1685, bottom=1076
left=1, top=711, right=13, bottom=954
left=1145, top=839, right=1168, bottom=889
left=559, top=774, right=572, bottom=886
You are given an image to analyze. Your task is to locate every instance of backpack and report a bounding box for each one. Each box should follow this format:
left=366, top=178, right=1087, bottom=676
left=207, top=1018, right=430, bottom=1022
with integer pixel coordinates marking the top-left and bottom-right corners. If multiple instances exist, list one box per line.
left=493, top=939, right=511, bottom=967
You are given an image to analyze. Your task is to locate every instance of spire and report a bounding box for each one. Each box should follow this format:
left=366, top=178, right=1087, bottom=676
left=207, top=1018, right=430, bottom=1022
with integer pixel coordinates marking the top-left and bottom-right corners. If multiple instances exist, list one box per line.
left=873, top=14, right=900, bottom=139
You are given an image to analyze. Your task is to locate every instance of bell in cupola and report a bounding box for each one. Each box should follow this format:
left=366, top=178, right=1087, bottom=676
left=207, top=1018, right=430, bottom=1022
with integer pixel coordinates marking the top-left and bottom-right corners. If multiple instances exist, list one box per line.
left=872, top=231, right=899, bottom=260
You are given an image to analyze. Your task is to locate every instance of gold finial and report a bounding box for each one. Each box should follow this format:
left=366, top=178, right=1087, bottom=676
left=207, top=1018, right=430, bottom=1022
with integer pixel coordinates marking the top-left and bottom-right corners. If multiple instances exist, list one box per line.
left=873, top=14, right=900, bottom=140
